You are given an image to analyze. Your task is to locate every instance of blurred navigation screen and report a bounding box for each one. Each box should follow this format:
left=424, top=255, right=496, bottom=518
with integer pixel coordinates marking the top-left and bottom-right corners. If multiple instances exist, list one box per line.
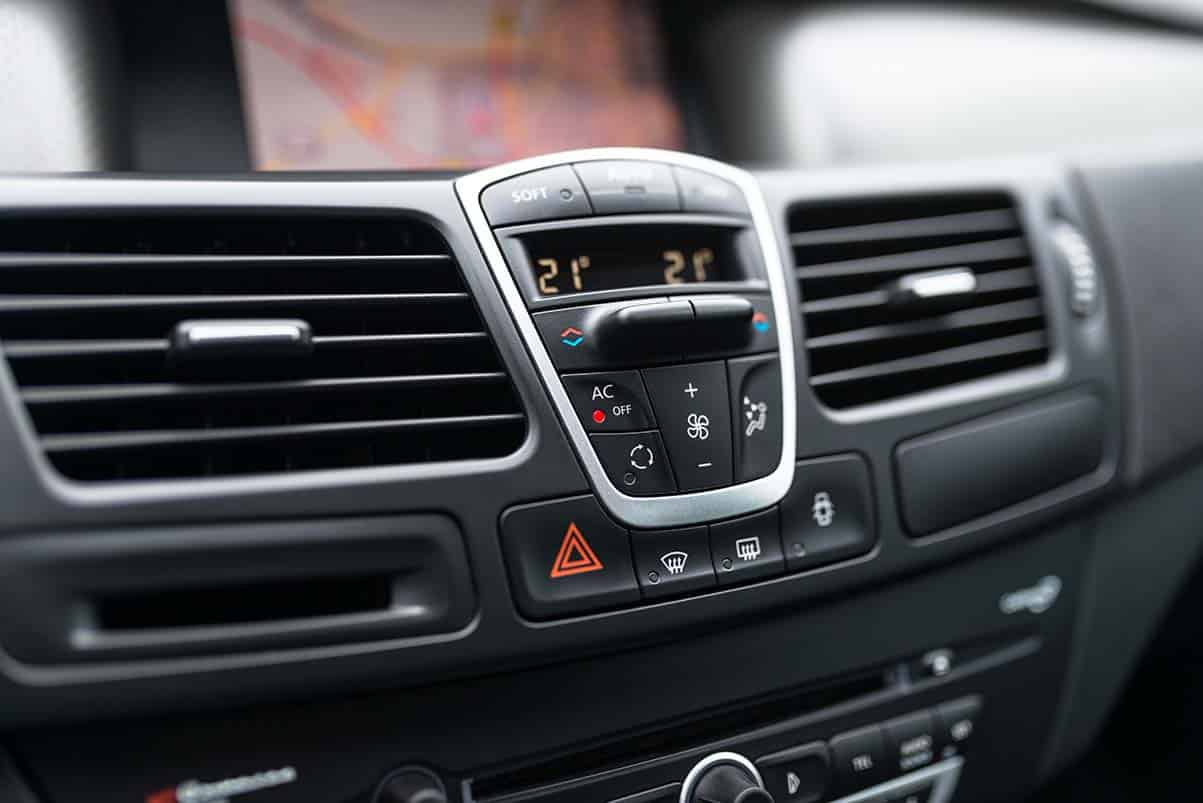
left=230, top=0, right=686, bottom=170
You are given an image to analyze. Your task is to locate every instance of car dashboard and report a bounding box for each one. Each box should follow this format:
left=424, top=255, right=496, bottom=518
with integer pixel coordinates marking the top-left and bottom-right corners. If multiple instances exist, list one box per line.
left=1, top=3, right=1203, bottom=803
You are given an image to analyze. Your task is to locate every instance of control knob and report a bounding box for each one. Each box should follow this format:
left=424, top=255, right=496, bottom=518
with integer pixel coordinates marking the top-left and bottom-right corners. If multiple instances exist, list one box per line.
left=682, top=753, right=774, bottom=803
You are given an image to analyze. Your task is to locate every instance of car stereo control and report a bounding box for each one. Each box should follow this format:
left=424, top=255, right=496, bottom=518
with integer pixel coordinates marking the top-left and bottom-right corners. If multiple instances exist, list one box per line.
left=682, top=753, right=772, bottom=803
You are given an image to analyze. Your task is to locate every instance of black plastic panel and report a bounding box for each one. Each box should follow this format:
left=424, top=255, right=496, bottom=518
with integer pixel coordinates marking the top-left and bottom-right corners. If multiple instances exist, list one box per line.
left=896, top=391, right=1105, bottom=536
left=0, top=515, right=474, bottom=663
left=14, top=523, right=1085, bottom=803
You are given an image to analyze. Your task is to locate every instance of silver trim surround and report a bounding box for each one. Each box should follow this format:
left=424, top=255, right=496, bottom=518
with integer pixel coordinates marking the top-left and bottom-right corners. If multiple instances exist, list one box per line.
left=827, top=757, right=963, bottom=803
left=678, top=751, right=765, bottom=803
left=455, top=148, right=798, bottom=529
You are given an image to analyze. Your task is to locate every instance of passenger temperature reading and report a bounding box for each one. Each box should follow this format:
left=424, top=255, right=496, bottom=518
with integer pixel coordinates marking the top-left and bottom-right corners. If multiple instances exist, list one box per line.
left=523, top=225, right=739, bottom=297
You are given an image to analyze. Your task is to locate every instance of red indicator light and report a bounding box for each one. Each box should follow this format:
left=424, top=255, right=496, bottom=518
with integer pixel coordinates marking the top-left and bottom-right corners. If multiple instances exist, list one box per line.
left=592, top=409, right=606, bottom=424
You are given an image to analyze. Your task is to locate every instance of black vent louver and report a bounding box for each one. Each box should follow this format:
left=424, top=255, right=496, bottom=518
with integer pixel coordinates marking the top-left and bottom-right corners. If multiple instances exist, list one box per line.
left=0, top=216, right=526, bottom=481
left=790, top=193, right=1050, bottom=408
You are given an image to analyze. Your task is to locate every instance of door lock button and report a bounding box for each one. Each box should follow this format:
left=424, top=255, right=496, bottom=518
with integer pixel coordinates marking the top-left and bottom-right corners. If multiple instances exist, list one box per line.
left=780, top=455, right=876, bottom=572
left=562, top=371, right=656, bottom=432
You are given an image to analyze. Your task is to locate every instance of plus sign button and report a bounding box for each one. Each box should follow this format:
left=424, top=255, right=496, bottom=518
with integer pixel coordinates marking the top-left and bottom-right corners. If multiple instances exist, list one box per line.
left=641, top=361, right=734, bottom=491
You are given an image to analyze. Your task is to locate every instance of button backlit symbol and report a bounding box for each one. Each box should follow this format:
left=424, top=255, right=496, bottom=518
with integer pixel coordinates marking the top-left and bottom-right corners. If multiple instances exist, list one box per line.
left=752, top=311, right=770, bottom=333
left=736, top=536, right=762, bottom=562
left=549, top=522, right=604, bottom=578
left=660, top=551, right=688, bottom=575
left=786, top=772, right=801, bottom=797
left=560, top=327, right=584, bottom=347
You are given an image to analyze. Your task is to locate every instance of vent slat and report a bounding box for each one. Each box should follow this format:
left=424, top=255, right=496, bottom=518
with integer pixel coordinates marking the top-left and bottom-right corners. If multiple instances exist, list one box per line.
left=797, top=237, right=1028, bottom=281
left=0, top=253, right=451, bottom=268
left=0, top=292, right=468, bottom=313
left=789, top=209, right=1019, bottom=247
left=0, top=215, right=526, bottom=480
left=42, top=414, right=527, bottom=455
left=806, top=299, right=1044, bottom=351
left=801, top=267, right=1037, bottom=316
left=4, top=332, right=490, bottom=360
left=809, top=332, right=1049, bottom=387
left=792, top=194, right=1049, bottom=408
left=22, top=373, right=509, bottom=406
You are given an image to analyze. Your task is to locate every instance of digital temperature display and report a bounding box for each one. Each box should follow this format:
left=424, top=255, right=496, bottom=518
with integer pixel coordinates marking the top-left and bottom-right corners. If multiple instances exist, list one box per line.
left=521, top=225, right=741, bottom=297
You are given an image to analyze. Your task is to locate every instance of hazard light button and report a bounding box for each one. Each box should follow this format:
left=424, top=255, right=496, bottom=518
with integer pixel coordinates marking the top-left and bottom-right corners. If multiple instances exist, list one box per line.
left=500, top=495, right=639, bottom=619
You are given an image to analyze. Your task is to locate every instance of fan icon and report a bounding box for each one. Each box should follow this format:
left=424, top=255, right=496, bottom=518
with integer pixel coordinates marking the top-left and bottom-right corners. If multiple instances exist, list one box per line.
left=686, top=413, right=711, bottom=440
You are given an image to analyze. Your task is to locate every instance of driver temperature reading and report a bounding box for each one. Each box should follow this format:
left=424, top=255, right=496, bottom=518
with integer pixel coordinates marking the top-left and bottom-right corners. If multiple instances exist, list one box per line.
left=523, top=225, right=741, bottom=297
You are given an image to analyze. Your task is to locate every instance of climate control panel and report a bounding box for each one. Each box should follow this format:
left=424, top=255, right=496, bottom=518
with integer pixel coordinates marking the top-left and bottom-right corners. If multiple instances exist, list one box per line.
left=458, top=149, right=797, bottom=529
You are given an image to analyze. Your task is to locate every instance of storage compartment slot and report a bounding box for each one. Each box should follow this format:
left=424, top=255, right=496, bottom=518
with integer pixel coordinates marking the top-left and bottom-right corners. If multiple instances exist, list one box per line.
left=0, top=514, right=475, bottom=663
left=894, top=390, right=1105, bottom=536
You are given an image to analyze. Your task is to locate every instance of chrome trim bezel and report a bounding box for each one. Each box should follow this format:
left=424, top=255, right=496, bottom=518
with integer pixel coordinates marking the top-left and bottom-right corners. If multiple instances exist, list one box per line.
left=827, top=757, right=963, bottom=803
left=679, top=751, right=765, bottom=803
left=455, top=149, right=797, bottom=528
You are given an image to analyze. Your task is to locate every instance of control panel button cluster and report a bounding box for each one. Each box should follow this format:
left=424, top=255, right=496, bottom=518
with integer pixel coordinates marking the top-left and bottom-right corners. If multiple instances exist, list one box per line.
left=482, top=160, right=751, bottom=226
left=756, top=697, right=980, bottom=803
left=500, top=455, right=874, bottom=620
left=561, top=351, right=782, bottom=496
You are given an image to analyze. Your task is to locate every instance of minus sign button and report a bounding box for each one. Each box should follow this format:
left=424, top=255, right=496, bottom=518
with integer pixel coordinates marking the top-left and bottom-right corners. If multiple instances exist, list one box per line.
left=697, top=462, right=713, bottom=468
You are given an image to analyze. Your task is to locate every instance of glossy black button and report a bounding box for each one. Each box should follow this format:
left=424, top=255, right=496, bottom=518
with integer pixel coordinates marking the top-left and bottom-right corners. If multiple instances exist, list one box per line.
left=590, top=431, right=677, bottom=496
left=574, top=160, right=680, bottom=214
left=482, top=166, right=592, bottom=226
left=710, top=508, right=784, bottom=585
left=757, top=742, right=830, bottom=803
left=780, top=454, right=876, bottom=572
left=729, top=354, right=783, bottom=482
left=934, top=696, right=981, bottom=760
left=687, top=294, right=778, bottom=359
left=691, top=296, right=754, bottom=325
left=883, top=711, right=937, bottom=774
left=500, top=496, right=638, bottom=619
left=642, top=361, right=734, bottom=491
left=562, top=371, right=656, bottom=432
left=533, top=299, right=670, bottom=372
left=673, top=166, right=751, bottom=217
left=829, top=725, right=888, bottom=793
left=631, top=527, right=715, bottom=598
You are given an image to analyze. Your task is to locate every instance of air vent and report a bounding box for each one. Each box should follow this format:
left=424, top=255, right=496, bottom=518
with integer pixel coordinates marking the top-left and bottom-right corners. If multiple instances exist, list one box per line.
left=0, top=216, right=526, bottom=481
left=790, top=193, right=1049, bottom=408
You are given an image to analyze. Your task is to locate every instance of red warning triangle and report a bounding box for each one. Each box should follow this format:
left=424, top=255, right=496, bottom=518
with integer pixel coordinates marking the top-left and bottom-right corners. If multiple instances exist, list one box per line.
left=549, top=522, right=604, bottom=578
